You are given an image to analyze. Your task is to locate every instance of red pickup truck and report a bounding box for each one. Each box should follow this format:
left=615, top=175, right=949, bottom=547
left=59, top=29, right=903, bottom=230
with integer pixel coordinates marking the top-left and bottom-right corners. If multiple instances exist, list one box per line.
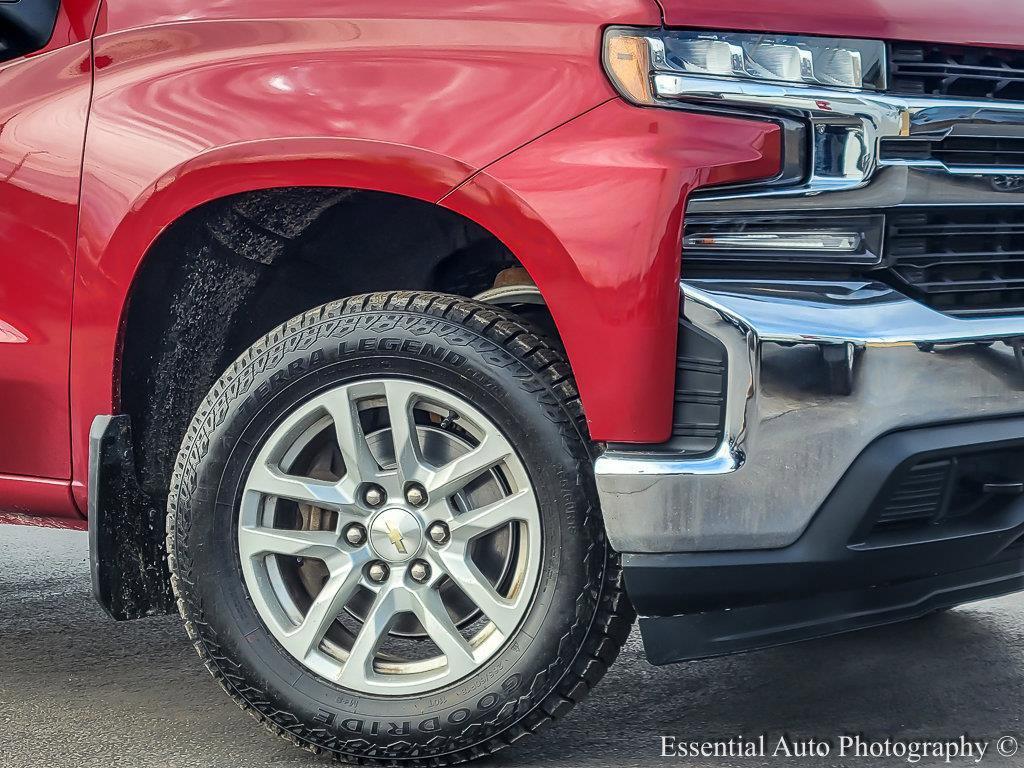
left=6, top=0, right=1024, bottom=762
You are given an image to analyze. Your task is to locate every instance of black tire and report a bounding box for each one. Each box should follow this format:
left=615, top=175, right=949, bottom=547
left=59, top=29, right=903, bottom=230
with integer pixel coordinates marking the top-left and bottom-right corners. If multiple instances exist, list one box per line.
left=166, top=291, right=634, bottom=765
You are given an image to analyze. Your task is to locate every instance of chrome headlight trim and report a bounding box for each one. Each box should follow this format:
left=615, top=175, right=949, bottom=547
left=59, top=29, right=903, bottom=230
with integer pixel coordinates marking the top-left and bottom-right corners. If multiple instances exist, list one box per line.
left=654, top=73, right=908, bottom=193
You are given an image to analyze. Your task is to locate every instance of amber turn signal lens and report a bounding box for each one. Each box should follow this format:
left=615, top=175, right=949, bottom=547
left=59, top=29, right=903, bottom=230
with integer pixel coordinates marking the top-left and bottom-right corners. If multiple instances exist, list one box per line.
left=603, top=32, right=654, bottom=105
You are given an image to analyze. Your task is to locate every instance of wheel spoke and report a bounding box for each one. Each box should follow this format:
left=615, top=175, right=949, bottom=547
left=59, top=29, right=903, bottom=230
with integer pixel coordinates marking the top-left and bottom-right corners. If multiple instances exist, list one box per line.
left=424, top=434, right=512, bottom=499
left=280, top=555, right=364, bottom=660
left=247, top=461, right=353, bottom=508
left=450, top=489, right=534, bottom=542
left=383, top=380, right=426, bottom=482
left=409, top=588, right=476, bottom=677
left=338, top=585, right=401, bottom=688
left=437, top=546, right=521, bottom=636
left=238, top=526, right=341, bottom=562
left=323, top=388, right=380, bottom=486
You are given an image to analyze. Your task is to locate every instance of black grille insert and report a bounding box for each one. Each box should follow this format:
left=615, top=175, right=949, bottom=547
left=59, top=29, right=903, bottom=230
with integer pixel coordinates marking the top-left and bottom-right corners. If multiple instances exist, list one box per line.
left=887, top=208, right=1024, bottom=316
left=875, top=459, right=953, bottom=528
left=890, top=42, right=1024, bottom=101
left=880, top=132, right=1024, bottom=169
left=867, top=446, right=1024, bottom=538
left=670, top=319, right=727, bottom=455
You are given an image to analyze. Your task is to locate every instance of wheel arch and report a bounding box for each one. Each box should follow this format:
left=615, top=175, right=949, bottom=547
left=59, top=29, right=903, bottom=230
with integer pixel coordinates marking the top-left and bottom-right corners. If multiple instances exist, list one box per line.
left=107, top=155, right=574, bottom=507
left=72, top=138, right=570, bottom=504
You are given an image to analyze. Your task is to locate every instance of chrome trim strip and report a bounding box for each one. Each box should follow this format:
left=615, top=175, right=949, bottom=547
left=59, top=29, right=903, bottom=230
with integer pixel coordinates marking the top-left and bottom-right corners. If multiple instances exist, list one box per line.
left=595, top=279, right=1024, bottom=554
left=654, top=74, right=903, bottom=193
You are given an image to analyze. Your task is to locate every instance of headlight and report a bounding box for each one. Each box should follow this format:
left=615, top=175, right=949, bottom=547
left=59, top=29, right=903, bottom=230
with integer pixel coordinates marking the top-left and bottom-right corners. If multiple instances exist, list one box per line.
left=604, top=28, right=887, bottom=105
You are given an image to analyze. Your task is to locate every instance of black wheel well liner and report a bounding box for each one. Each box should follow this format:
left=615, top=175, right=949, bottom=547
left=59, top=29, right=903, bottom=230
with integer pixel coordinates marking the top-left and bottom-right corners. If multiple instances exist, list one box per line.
left=120, top=187, right=528, bottom=503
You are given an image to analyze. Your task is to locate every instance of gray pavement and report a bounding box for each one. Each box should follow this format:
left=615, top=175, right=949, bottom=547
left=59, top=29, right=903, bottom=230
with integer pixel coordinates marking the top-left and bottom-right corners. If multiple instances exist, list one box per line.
left=2, top=523, right=1024, bottom=767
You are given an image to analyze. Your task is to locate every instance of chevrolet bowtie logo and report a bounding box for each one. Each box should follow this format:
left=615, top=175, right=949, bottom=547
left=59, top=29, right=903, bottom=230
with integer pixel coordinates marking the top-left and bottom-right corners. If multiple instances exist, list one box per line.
left=385, top=521, right=408, bottom=555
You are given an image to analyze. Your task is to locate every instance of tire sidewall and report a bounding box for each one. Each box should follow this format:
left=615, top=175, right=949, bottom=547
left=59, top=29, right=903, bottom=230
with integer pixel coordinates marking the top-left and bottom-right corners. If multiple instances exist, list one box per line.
left=172, top=301, right=603, bottom=757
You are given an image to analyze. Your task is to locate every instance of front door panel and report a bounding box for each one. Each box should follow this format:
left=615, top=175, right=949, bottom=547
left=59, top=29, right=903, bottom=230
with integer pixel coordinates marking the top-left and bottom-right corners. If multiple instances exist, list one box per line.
left=0, top=3, right=97, bottom=478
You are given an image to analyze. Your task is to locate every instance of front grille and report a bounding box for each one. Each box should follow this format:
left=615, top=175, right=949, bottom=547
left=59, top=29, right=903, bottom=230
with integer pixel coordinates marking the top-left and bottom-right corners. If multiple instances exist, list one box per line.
left=887, top=208, right=1024, bottom=316
left=880, top=133, right=1024, bottom=170
left=889, top=42, right=1024, bottom=101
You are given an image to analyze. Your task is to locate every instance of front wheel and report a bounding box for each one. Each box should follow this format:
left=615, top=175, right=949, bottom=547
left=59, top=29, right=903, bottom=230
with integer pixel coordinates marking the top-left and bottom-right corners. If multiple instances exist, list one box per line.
left=166, top=292, right=633, bottom=764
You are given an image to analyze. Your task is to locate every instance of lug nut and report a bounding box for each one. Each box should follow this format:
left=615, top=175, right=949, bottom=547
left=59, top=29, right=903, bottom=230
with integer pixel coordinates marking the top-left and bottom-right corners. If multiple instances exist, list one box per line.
left=367, top=562, right=389, bottom=583
left=427, top=522, right=450, bottom=545
left=364, top=486, right=386, bottom=508
left=409, top=560, right=431, bottom=583
left=405, top=484, right=427, bottom=507
left=344, top=524, right=366, bottom=546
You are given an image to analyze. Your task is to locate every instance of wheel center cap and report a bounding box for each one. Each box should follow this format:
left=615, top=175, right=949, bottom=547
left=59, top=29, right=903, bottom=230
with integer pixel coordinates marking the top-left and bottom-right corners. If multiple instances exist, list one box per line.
left=368, top=508, right=422, bottom=563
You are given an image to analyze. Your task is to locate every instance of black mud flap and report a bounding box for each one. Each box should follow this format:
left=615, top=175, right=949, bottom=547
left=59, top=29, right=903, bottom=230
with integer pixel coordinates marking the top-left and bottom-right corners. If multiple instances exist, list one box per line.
left=88, top=415, right=175, bottom=620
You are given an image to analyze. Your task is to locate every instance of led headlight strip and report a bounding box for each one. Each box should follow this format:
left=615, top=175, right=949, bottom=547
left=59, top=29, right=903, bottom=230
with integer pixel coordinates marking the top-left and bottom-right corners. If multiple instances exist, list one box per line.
left=604, top=28, right=887, bottom=103
left=682, top=231, right=862, bottom=253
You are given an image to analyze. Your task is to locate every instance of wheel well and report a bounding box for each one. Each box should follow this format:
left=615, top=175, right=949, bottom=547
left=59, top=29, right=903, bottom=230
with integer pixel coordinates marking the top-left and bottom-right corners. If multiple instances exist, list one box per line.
left=120, top=187, right=545, bottom=502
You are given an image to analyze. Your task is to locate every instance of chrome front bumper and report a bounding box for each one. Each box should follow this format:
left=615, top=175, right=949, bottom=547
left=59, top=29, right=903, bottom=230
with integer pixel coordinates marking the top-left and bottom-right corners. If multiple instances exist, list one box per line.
left=595, top=280, right=1024, bottom=554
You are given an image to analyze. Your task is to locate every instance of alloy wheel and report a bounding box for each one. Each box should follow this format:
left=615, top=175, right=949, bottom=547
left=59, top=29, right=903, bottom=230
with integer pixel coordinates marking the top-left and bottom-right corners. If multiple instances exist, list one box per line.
left=237, top=379, right=542, bottom=696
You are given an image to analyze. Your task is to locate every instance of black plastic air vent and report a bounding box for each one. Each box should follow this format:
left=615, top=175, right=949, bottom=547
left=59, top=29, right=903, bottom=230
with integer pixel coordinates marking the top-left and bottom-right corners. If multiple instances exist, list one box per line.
left=874, top=459, right=952, bottom=528
left=890, top=42, right=1024, bottom=102
left=867, top=445, right=1024, bottom=538
left=881, top=132, right=1024, bottom=170
left=670, top=319, right=727, bottom=455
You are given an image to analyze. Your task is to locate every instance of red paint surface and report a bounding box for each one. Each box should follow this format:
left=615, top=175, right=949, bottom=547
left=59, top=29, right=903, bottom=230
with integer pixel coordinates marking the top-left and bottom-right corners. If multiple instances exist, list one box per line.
left=33, top=0, right=101, bottom=55
left=657, top=0, right=1024, bottom=48
left=0, top=474, right=77, bottom=522
left=442, top=101, right=779, bottom=442
left=0, top=1, right=98, bottom=501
